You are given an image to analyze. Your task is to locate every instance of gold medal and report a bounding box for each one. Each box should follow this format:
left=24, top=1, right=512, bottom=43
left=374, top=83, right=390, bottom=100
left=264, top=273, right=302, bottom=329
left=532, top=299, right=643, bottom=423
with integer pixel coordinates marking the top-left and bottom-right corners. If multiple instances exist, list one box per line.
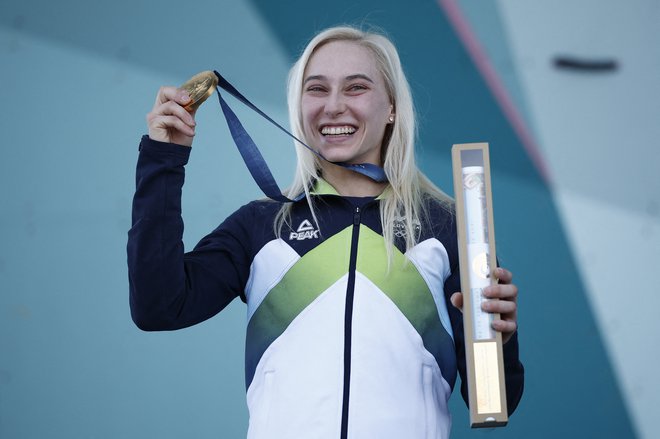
left=179, top=71, right=218, bottom=112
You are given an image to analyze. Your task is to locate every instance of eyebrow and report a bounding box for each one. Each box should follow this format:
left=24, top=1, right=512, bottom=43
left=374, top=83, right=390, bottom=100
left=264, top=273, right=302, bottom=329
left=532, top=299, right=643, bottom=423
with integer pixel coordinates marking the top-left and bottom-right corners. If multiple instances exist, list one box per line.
left=303, top=74, right=375, bottom=85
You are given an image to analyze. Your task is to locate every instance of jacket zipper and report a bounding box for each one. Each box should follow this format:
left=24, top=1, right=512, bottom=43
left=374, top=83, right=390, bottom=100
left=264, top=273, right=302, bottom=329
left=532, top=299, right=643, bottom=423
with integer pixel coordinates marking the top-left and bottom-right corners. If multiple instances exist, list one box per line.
left=340, top=205, right=361, bottom=439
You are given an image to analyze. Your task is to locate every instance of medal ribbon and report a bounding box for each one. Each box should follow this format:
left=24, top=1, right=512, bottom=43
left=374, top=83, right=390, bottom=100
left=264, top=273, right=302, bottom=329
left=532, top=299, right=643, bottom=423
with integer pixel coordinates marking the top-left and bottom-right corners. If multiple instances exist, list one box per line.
left=212, top=70, right=387, bottom=202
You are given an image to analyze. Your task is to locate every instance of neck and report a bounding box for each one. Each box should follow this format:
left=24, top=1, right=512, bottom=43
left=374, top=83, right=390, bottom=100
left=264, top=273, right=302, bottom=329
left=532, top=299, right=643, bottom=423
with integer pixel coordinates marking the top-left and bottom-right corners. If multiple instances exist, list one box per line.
left=321, top=162, right=387, bottom=197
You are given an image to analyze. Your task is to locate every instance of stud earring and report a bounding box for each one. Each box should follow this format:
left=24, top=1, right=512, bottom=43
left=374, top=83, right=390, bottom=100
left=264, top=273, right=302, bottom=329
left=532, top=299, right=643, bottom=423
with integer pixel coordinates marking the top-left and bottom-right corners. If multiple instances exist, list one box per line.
left=388, top=115, right=395, bottom=123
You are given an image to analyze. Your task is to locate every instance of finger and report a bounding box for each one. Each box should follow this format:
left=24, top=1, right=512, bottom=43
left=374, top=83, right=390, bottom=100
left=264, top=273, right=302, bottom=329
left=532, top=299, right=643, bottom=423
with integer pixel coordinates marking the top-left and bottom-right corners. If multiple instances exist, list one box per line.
left=483, top=283, right=518, bottom=300
left=146, top=110, right=196, bottom=138
left=150, top=100, right=197, bottom=128
left=481, top=298, right=517, bottom=315
left=493, top=267, right=513, bottom=284
left=151, top=115, right=196, bottom=137
left=491, top=318, right=517, bottom=335
left=450, top=292, right=463, bottom=312
left=154, top=86, right=191, bottom=109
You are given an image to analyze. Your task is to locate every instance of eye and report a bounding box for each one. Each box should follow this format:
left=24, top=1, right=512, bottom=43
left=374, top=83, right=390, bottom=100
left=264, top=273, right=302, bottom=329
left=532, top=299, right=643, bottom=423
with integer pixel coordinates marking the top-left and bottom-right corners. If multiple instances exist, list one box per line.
left=347, top=83, right=368, bottom=92
left=305, top=84, right=327, bottom=93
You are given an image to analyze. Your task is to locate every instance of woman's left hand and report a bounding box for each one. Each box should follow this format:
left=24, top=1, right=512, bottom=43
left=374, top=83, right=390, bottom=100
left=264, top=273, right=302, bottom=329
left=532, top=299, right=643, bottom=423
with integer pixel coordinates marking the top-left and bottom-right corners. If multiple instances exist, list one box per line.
left=450, top=267, right=518, bottom=344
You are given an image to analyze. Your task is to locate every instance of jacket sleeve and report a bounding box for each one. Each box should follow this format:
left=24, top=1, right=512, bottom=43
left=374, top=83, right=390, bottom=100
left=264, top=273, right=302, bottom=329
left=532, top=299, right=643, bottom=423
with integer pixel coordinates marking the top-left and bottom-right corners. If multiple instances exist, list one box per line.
left=127, top=136, right=251, bottom=331
left=444, top=267, right=525, bottom=415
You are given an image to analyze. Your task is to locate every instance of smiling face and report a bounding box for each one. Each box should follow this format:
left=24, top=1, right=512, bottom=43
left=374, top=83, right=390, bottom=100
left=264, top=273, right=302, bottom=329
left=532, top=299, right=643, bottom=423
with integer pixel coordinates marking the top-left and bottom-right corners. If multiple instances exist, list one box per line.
left=301, top=40, right=394, bottom=167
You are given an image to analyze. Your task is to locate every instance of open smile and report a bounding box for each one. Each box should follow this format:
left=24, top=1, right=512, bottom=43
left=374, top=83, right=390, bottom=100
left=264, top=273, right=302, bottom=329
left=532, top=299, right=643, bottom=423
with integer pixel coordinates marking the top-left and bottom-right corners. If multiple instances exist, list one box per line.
left=320, top=125, right=357, bottom=136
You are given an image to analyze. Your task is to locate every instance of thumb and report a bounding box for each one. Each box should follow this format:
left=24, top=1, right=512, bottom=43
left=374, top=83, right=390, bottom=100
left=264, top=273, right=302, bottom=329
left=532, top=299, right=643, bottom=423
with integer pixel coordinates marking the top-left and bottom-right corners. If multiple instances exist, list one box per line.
left=450, top=292, right=464, bottom=312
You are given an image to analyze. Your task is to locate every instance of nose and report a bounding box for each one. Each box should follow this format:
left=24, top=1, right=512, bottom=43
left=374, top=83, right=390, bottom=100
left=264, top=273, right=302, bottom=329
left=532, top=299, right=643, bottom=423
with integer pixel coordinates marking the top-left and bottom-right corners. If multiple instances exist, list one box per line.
left=324, top=91, right=346, bottom=117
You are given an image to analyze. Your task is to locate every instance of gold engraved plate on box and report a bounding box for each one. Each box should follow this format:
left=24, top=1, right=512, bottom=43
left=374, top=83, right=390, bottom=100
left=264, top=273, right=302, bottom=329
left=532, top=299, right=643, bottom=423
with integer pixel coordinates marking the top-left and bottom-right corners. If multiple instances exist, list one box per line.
left=179, top=71, right=219, bottom=112
left=474, top=341, right=502, bottom=414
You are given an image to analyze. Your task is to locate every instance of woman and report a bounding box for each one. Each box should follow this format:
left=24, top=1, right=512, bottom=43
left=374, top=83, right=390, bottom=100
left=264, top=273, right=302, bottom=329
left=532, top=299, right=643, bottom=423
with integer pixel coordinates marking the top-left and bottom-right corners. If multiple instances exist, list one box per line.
left=129, top=26, right=523, bottom=439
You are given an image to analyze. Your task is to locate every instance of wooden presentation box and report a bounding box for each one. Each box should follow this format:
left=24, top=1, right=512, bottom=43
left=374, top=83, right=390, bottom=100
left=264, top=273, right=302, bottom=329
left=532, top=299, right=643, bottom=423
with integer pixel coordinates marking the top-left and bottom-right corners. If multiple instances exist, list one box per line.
left=452, top=142, right=508, bottom=428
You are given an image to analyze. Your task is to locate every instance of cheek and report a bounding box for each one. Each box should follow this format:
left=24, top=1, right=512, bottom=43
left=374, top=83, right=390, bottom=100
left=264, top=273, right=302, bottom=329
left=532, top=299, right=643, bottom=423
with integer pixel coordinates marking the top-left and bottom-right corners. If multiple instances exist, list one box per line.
left=300, top=99, right=318, bottom=126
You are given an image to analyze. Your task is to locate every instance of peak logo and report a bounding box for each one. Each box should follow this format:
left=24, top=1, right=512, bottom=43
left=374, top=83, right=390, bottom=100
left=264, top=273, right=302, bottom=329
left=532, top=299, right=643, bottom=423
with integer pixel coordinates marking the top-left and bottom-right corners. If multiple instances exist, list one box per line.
left=289, top=219, right=320, bottom=241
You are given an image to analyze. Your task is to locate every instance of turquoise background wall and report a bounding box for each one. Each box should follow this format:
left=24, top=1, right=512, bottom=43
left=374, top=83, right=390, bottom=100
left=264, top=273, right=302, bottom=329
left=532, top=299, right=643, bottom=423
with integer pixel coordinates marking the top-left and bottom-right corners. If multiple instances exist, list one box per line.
left=2, top=0, right=653, bottom=437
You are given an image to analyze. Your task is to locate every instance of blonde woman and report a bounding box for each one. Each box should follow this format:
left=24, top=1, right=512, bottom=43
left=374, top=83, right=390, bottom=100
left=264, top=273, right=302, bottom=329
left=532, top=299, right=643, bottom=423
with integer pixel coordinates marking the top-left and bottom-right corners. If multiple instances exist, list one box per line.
left=129, top=26, right=523, bottom=439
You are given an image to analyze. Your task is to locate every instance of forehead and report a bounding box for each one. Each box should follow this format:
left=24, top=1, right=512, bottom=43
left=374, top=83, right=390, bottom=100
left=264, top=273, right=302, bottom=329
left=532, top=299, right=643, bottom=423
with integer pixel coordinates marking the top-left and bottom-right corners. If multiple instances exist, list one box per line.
left=304, top=40, right=380, bottom=78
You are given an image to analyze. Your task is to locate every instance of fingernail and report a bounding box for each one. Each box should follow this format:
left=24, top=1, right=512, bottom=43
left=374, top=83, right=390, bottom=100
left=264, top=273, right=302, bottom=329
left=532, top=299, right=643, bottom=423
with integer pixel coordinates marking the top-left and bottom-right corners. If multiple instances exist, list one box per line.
left=180, top=92, right=190, bottom=103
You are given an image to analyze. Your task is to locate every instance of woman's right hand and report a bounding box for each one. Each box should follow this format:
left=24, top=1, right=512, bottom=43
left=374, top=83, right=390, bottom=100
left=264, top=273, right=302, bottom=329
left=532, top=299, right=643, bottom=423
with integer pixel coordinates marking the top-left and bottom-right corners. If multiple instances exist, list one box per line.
left=146, top=86, right=197, bottom=147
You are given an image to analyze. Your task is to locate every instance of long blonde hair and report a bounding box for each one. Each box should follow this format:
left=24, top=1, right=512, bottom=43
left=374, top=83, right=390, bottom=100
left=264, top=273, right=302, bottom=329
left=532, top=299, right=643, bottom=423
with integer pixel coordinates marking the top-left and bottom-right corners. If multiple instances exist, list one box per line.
left=276, top=25, right=451, bottom=260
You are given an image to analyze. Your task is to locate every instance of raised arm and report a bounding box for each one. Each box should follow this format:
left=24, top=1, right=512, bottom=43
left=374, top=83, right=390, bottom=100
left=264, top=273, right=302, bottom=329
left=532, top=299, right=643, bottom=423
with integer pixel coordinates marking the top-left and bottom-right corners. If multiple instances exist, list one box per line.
left=127, top=85, right=249, bottom=331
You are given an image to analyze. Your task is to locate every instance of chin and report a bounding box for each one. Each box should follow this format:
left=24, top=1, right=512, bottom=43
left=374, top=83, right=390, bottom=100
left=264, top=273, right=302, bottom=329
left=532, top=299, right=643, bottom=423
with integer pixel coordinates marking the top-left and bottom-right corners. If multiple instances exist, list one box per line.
left=316, top=137, right=380, bottom=165
left=318, top=146, right=356, bottom=163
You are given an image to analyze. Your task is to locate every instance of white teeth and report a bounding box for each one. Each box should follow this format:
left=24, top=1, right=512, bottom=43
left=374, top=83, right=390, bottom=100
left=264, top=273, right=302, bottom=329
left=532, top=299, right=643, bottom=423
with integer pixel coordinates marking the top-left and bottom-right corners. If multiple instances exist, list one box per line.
left=321, top=126, right=356, bottom=135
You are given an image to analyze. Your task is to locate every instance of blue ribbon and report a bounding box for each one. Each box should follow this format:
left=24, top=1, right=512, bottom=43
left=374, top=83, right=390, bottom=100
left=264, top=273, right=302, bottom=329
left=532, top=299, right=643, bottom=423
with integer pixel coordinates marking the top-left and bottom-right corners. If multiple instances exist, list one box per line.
left=213, top=70, right=387, bottom=202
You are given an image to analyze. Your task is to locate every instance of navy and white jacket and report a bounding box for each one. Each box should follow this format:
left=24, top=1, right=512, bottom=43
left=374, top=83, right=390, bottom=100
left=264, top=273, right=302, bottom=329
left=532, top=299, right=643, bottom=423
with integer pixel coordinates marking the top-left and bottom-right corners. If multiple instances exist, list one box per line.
left=128, top=136, right=524, bottom=439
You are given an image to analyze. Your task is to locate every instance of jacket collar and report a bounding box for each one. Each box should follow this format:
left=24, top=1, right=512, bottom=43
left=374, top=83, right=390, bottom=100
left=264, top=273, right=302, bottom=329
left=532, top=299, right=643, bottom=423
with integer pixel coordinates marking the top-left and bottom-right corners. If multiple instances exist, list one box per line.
left=309, top=178, right=388, bottom=200
left=310, top=178, right=340, bottom=196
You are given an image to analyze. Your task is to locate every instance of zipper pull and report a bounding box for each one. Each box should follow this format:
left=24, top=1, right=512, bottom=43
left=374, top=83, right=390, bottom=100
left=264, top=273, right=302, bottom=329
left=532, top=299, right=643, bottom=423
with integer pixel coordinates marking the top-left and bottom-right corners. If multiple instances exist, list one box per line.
left=353, top=206, right=361, bottom=225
